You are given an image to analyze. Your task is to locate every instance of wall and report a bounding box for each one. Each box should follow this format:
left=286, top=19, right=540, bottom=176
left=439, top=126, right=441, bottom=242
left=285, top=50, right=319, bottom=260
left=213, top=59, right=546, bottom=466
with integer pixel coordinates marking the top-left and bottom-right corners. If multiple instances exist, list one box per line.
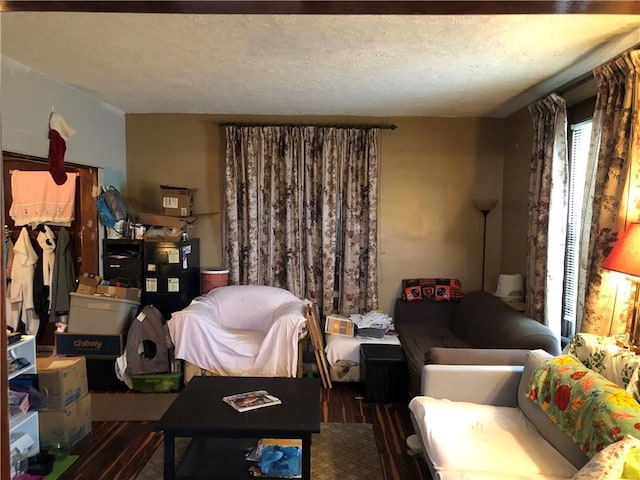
left=501, top=106, right=532, bottom=280
left=1, top=57, right=126, bottom=189
left=126, top=114, right=505, bottom=313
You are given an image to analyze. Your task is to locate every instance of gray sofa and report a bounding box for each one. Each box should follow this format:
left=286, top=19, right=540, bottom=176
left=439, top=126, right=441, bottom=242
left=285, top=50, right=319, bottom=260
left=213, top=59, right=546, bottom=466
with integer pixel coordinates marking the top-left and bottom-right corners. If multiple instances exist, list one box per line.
left=409, top=350, right=590, bottom=479
left=394, top=290, right=561, bottom=396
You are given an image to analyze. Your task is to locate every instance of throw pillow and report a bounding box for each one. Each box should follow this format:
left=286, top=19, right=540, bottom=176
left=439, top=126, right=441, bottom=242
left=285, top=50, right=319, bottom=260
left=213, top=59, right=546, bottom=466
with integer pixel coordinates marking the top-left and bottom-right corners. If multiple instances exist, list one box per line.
left=401, top=278, right=463, bottom=302
left=528, top=354, right=640, bottom=458
left=565, top=333, right=640, bottom=403
left=572, top=435, right=640, bottom=480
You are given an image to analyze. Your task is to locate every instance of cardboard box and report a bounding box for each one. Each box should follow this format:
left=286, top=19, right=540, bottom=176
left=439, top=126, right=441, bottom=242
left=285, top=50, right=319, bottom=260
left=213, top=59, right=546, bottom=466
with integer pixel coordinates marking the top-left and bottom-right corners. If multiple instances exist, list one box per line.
left=95, top=285, right=142, bottom=302
left=68, top=292, right=139, bottom=334
left=324, top=315, right=355, bottom=337
left=137, top=212, right=197, bottom=229
left=55, top=332, right=126, bottom=358
left=161, top=185, right=195, bottom=217
left=36, top=356, right=88, bottom=411
left=76, top=272, right=102, bottom=295
left=39, top=394, right=92, bottom=448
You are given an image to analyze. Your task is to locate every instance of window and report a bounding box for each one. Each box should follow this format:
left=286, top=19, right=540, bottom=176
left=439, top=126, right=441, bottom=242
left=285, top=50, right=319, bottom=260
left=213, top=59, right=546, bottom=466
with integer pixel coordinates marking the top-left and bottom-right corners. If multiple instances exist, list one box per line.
left=562, top=119, right=592, bottom=339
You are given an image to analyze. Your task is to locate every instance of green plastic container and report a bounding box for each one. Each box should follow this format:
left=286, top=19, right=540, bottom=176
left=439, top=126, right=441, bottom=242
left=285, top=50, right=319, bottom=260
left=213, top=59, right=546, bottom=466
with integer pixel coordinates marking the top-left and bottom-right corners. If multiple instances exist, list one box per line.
left=130, top=371, right=182, bottom=392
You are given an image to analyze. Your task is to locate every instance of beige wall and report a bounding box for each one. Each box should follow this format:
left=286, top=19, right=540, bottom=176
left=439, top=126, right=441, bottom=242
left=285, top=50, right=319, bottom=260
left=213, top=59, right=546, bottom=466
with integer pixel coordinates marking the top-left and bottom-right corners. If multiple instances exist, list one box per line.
left=126, top=115, right=505, bottom=314
left=501, top=107, right=533, bottom=282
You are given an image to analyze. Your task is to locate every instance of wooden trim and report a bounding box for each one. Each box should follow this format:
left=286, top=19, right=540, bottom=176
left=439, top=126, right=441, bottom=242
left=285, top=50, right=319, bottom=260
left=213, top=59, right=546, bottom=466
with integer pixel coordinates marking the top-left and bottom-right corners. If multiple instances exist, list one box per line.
left=1, top=1, right=638, bottom=15
left=0, top=145, right=7, bottom=480
left=2, top=152, right=100, bottom=277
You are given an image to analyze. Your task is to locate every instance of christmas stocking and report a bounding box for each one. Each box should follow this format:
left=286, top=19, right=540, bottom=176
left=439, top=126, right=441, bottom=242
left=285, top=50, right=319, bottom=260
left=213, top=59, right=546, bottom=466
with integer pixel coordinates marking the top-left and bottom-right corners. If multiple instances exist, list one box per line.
left=48, top=113, right=76, bottom=185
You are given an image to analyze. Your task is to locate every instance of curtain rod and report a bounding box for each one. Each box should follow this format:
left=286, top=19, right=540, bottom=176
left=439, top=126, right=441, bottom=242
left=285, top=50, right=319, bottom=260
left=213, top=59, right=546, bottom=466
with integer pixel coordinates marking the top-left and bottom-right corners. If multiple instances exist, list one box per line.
left=220, top=122, right=398, bottom=130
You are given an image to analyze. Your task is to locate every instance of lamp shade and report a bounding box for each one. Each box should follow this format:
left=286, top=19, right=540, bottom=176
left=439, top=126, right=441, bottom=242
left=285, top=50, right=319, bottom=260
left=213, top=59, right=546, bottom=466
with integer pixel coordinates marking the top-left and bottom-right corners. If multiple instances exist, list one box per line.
left=602, top=223, right=640, bottom=279
left=472, top=198, right=498, bottom=212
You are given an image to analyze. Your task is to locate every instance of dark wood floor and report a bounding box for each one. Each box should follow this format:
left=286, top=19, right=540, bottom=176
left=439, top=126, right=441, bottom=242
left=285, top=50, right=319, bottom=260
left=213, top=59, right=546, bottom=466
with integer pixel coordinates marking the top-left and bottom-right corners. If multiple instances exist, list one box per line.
left=56, top=382, right=431, bottom=480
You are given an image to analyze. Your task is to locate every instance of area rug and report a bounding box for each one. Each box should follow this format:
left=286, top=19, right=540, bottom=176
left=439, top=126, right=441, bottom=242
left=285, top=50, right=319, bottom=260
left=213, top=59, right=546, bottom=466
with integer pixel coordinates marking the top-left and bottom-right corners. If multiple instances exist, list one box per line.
left=91, top=392, right=178, bottom=421
left=136, top=423, right=383, bottom=480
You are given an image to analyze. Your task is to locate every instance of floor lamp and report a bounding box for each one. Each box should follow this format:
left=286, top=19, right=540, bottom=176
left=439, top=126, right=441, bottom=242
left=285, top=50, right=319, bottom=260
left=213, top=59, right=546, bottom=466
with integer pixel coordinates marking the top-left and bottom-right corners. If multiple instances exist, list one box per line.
left=602, top=222, right=640, bottom=349
left=473, top=199, right=498, bottom=291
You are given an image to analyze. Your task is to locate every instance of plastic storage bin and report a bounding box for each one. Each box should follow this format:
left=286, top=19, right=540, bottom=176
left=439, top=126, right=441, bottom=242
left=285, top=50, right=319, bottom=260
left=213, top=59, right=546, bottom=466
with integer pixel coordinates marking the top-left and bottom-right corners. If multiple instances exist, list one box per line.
left=68, top=292, right=139, bottom=335
left=130, top=372, right=182, bottom=392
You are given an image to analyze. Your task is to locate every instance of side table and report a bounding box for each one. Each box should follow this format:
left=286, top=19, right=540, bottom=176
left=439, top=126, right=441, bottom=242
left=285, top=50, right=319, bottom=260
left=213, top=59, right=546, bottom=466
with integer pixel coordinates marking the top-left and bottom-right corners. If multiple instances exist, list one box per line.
left=359, top=344, right=409, bottom=403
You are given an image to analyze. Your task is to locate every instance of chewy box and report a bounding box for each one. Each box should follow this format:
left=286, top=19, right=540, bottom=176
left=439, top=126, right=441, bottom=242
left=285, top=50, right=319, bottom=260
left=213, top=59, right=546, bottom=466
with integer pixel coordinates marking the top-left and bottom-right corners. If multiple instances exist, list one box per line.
left=38, top=393, right=92, bottom=448
left=68, top=292, right=139, bottom=334
left=36, top=356, right=88, bottom=411
left=130, top=372, right=182, bottom=392
left=55, top=332, right=125, bottom=358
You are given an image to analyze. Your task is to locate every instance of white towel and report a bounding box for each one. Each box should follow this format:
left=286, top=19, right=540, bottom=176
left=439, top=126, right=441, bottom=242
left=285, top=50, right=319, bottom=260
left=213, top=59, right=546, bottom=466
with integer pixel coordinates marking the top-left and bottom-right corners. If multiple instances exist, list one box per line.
left=9, top=170, right=76, bottom=228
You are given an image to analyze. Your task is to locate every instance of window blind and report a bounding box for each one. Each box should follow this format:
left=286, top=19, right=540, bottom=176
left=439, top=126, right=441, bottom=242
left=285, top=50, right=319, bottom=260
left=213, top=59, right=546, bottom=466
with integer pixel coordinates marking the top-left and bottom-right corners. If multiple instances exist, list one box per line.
left=562, top=119, right=592, bottom=338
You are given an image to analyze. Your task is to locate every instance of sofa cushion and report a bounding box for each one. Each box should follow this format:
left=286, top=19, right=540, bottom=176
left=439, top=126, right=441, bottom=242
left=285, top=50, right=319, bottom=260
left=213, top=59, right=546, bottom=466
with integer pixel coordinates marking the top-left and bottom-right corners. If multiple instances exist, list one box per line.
left=527, top=354, right=640, bottom=458
left=452, top=291, right=561, bottom=354
left=393, top=297, right=458, bottom=327
left=425, top=347, right=530, bottom=365
left=519, top=350, right=590, bottom=469
left=409, top=396, right=578, bottom=478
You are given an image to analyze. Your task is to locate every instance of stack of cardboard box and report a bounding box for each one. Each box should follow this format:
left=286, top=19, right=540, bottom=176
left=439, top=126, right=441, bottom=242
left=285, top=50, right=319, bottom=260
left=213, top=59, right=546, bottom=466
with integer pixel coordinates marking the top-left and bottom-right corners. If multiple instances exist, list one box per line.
left=36, top=356, right=91, bottom=449
left=55, top=275, right=140, bottom=359
left=55, top=274, right=141, bottom=391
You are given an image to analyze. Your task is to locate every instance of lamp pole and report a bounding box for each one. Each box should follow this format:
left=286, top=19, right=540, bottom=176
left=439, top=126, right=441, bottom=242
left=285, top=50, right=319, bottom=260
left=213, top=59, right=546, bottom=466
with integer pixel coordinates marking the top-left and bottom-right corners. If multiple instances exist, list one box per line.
left=472, top=198, right=498, bottom=292
left=480, top=209, right=490, bottom=291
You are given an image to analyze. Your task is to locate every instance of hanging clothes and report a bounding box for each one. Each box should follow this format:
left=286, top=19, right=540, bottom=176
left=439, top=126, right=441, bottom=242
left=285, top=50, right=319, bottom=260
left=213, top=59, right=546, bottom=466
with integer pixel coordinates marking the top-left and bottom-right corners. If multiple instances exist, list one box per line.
left=9, top=227, right=39, bottom=334
left=38, top=226, right=56, bottom=292
left=5, top=236, right=15, bottom=330
left=49, top=227, right=76, bottom=325
left=33, top=226, right=55, bottom=340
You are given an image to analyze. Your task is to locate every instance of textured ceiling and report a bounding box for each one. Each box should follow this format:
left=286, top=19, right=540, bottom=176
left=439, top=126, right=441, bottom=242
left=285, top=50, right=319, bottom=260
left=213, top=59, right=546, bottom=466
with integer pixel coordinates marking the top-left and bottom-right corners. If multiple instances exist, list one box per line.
left=2, top=12, right=639, bottom=117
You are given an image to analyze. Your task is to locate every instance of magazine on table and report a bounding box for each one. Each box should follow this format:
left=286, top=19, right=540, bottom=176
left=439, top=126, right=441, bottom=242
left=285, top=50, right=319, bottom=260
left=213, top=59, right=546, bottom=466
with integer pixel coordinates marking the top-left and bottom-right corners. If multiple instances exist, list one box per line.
left=222, top=390, right=282, bottom=412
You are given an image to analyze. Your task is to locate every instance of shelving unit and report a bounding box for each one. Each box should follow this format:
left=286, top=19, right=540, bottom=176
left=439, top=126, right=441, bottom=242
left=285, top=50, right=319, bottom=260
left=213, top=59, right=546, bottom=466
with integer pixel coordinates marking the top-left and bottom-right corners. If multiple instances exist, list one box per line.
left=103, top=238, right=144, bottom=288
left=8, top=335, right=40, bottom=460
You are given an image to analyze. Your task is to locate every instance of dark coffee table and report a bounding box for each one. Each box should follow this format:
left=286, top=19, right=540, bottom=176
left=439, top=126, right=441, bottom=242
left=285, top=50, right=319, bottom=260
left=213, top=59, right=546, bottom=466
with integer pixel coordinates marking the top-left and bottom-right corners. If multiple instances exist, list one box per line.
left=154, top=376, right=321, bottom=479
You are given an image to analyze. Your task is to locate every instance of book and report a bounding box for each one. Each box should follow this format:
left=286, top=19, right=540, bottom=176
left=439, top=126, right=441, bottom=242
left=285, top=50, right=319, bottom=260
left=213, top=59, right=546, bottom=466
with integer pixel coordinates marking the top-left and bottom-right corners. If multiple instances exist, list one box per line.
left=222, top=390, right=282, bottom=412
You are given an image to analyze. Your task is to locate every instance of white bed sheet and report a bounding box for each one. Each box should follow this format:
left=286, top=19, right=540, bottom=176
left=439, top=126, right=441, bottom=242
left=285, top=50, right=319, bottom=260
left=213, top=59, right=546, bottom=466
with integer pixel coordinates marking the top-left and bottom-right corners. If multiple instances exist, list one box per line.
left=324, top=332, right=401, bottom=365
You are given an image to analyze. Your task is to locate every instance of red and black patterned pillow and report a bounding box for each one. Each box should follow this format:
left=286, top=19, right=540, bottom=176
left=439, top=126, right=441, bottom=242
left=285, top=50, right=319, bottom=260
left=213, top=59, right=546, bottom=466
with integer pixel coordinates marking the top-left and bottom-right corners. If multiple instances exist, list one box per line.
left=401, top=278, right=463, bottom=302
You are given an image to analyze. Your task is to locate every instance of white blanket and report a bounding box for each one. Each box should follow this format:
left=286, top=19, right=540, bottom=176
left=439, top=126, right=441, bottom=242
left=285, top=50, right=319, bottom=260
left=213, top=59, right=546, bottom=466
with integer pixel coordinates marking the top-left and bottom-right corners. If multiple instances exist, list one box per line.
left=324, top=332, right=401, bottom=365
left=168, top=285, right=307, bottom=377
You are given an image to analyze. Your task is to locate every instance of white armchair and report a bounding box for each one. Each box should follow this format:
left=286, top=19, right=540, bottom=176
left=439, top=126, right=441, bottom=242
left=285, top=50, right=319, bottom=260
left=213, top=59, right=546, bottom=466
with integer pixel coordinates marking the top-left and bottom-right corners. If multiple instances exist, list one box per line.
left=168, top=285, right=308, bottom=379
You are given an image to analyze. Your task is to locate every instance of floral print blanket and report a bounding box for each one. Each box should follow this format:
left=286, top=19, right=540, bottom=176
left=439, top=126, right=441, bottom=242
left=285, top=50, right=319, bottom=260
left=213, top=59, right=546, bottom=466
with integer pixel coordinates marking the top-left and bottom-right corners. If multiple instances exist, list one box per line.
left=528, top=354, right=640, bottom=458
left=565, top=332, right=640, bottom=402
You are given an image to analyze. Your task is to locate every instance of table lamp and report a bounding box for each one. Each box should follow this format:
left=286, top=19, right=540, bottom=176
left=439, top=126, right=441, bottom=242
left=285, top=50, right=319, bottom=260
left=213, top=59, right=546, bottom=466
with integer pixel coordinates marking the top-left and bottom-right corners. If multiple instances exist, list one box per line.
left=472, top=198, right=498, bottom=291
left=602, top=222, right=640, bottom=347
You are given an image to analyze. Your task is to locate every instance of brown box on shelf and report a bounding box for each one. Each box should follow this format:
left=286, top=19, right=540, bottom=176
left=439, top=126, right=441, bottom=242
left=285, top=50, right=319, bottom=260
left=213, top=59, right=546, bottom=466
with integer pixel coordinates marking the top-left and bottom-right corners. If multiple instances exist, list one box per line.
left=160, top=185, right=196, bottom=217
left=76, top=272, right=102, bottom=295
left=96, top=284, right=142, bottom=302
left=36, top=356, right=88, bottom=411
left=38, top=393, right=92, bottom=448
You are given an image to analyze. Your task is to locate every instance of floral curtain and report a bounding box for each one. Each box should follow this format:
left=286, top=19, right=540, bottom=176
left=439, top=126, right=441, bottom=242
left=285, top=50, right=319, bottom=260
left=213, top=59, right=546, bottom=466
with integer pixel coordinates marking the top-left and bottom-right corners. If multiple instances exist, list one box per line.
left=224, top=125, right=379, bottom=315
left=578, top=49, right=640, bottom=336
left=526, top=93, right=568, bottom=342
